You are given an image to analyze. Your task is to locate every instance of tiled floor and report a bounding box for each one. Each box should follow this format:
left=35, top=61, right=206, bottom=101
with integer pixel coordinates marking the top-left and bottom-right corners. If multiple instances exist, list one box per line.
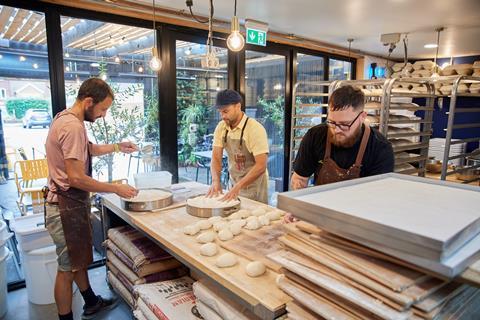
left=2, top=266, right=132, bottom=320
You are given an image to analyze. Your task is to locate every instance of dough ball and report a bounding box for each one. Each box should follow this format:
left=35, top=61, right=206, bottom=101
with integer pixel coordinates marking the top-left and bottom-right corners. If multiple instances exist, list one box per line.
left=246, top=261, right=266, bottom=277
left=251, top=208, right=266, bottom=217
left=258, top=215, right=270, bottom=226
left=228, top=209, right=251, bottom=220
left=246, top=216, right=258, bottom=223
left=208, top=216, right=223, bottom=223
left=196, top=219, right=212, bottom=230
left=229, top=219, right=246, bottom=228
left=218, top=228, right=234, bottom=241
left=196, top=231, right=216, bottom=243
left=200, top=243, right=218, bottom=257
left=215, top=252, right=237, bottom=268
left=183, top=224, right=200, bottom=236
left=213, top=221, right=228, bottom=232
left=245, top=218, right=260, bottom=230
left=229, top=223, right=242, bottom=236
left=266, top=211, right=282, bottom=221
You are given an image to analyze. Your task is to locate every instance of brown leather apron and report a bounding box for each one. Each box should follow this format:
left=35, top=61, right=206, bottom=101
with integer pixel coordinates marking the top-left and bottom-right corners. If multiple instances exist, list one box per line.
left=46, top=111, right=94, bottom=271
left=315, top=125, right=370, bottom=185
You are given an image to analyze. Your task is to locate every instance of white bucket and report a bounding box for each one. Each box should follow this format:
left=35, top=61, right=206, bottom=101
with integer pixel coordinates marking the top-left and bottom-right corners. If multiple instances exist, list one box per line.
left=134, top=171, right=172, bottom=189
left=20, top=245, right=58, bottom=305
left=11, top=214, right=53, bottom=252
left=0, top=247, right=10, bottom=318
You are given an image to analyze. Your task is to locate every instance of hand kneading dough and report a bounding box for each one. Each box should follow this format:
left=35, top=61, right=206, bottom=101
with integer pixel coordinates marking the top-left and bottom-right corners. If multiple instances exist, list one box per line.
left=229, top=223, right=242, bottom=236
left=213, top=221, right=228, bottom=232
left=196, top=231, right=216, bottom=243
left=208, top=216, right=223, bottom=223
left=215, top=252, right=237, bottom=268
left=245, top=218, right=260, bottom=230
left=218, top=228, right=234, bottom=241
left=196, top=219, right=212, bottom=230
left=258, top=215, right=270, bottom=226
left=246, top=261, right=266, bottom=277
left=228, top=209, right=251, bottom=220
left=200, top=243, right=218, bottom=257
left=251, top=208, right=266, bottom=217
left=183, top=224, right=200, bottom=235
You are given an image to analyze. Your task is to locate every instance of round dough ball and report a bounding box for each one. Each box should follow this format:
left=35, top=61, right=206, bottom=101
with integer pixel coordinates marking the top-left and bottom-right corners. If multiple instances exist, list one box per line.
left=200, top=243, right=218, bottom=257
left=208, top=216, right=223, bottom=224
left=196, top=231, right=216, bottom=243
left=228, top=209, right=251, bottom=220
left=246, top=216, right=258, bottom=223
left=218, top=228, right=234, bottom=241
left=245, top=218, right=260, bottom=230
left=196, top=219, right=212, bottom=230
left=251, top=208, right=266, bottom=217
left=183, top=224, right=200, bottom=236
left=213, top=221, right=228, bottom=232
left=258, top=215, right=270, bottom=226
left=229, top=219, right=246, bottom=228
left=215, top=252, right=237, bottom=268
left=229, top=223, right=242, bottom=236
left=266, top=211, right=282, bottom=221
left=246, top=261, right=266, bottom=277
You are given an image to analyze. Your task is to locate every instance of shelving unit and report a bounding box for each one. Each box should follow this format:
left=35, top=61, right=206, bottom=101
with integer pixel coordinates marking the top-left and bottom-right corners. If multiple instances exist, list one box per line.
left=440, top=75, right=480, bottom=184
left=288, top=81, right=331, bottom=183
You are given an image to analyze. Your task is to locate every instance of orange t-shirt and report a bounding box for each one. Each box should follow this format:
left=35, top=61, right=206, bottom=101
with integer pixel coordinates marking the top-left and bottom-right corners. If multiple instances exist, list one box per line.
left=45, top=110, right=89, bottom=202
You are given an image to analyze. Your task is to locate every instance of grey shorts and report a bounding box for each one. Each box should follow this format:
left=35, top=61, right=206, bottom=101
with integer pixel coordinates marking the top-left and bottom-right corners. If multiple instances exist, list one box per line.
left=45, top=203, right=72, bottom=272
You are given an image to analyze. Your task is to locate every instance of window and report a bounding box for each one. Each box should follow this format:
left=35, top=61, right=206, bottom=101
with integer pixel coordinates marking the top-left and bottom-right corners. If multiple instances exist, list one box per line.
left=329, top=58, right=353, bottom=80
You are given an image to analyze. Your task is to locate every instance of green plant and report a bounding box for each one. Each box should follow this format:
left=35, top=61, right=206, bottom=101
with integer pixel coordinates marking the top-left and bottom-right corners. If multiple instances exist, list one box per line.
left=6, top=99, right=49, bottom=119
left=257, top=95, right=285, bottom=129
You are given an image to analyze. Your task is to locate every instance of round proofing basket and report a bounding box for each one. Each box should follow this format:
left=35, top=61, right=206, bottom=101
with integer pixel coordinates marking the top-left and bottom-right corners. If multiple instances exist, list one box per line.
left=121, top=188, right=173, bottom=211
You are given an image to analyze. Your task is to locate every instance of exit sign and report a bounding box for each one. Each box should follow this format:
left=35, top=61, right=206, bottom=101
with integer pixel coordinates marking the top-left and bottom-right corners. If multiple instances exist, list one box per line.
left=246, top=28, right=267, bottom=46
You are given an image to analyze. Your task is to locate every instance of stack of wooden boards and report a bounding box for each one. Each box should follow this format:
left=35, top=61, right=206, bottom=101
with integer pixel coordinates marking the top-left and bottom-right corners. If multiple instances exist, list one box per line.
left=104, top=226, right=188, bottom=307
left=277, top=174, right=480, bottom=278
left=269, top=222, right=480, bottom=320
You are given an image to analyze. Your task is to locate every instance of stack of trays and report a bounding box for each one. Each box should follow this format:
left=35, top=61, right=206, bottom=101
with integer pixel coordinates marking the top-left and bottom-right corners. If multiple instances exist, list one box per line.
left=428, top=138, right=466, bottom=166
left=278, top=173, right=480, bottom=278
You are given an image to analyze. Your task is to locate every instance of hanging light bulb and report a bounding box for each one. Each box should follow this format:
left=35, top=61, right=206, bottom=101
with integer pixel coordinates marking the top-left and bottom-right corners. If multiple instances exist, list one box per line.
left=100, top=73, right=107, bottom=81
left=227, top=16, right=245, bottom=52
left=149, top=47, right=161, bottom=71
left=138, top=65, right=144, bottom=73
left=114, top=56, right=120, bottom=63
left=149, top=0, right=162, bottom=71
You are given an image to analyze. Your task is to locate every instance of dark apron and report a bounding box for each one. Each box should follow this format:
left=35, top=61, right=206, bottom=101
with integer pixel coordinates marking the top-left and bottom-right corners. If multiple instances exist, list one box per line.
left=315, top=125, right=370, bottom=186
left=44, top=111, right=94, bottom=271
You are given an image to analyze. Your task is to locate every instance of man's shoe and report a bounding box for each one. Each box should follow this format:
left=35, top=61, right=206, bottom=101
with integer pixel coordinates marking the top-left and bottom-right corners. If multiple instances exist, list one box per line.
left=81, top=295, right=118, bottom=319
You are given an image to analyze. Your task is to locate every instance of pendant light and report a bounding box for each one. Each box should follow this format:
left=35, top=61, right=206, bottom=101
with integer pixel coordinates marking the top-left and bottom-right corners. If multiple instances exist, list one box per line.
left=226, top=0, right=244, bottom=52
left=149, top=0, right=162, bottom=71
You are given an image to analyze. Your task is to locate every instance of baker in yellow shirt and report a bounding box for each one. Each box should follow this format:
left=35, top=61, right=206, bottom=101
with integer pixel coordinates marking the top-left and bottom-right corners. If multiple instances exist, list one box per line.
left=206, top=89, right=269, bottom=203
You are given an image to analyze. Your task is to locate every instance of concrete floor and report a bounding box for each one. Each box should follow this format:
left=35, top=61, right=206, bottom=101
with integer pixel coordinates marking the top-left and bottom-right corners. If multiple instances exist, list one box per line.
left=2, top=266, right=133, bottom=320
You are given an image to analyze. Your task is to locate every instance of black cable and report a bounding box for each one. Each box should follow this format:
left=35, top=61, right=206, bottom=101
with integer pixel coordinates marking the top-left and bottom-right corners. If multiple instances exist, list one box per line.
left=234, top=0, right=237, bottom=16
left=186, top=0, right=211, bottom=24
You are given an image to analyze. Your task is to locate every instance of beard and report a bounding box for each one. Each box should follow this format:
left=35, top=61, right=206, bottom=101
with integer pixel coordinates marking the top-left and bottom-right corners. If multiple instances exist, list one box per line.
left=329, top=124, right=363, bottom=148
left=84, top=105, right=97, bottom=122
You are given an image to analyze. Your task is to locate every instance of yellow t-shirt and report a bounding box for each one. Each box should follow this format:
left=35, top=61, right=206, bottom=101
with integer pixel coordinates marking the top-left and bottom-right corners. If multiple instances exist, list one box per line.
left=212, top=113, right=269, bottom=156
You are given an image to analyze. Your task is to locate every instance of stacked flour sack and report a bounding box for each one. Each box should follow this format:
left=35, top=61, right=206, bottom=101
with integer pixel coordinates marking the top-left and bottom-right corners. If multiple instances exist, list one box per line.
left=104, top=226, right=188, bottom=307
left=438, top=63, right=477, bottom=95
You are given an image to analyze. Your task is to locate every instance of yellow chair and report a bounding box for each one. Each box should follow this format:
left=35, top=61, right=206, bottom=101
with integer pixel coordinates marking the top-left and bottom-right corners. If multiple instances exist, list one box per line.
left=14, top=159, right=49, bottom=215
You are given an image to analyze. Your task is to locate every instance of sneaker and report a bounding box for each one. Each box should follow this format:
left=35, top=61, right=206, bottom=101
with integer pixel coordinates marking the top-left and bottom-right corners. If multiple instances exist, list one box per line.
left=81, top=295, right=119, bottom=319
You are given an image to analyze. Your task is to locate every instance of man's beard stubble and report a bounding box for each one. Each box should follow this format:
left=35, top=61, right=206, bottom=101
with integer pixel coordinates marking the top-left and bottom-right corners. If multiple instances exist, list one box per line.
left=329, top=124, right=363, bottom=148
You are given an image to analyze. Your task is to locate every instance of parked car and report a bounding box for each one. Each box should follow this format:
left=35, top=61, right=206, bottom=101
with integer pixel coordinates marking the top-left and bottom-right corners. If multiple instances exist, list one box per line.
left=22, top=109, right=52, bottom=128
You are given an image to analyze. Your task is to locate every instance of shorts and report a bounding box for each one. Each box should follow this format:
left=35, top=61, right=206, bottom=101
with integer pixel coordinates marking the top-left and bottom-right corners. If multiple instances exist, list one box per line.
left=45, top=203, right=72, bottom=272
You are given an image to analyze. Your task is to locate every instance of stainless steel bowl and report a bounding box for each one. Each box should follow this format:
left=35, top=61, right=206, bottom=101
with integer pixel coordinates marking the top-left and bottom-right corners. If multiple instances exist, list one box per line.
left=121, top=188, right=173, bottom=211
left=186, top=195, right=241, bottom=218
left=454, top=167, right=480, bottom=181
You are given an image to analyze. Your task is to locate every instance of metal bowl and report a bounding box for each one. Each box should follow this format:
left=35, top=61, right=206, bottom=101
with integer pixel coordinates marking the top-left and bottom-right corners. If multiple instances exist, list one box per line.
left=426, top=159, right=443, bottom=174
left=186, top=195, right=241, bottom=218
left=454, top=167, right=480, bottom=181
left=121, top=188, right=173, bottom=211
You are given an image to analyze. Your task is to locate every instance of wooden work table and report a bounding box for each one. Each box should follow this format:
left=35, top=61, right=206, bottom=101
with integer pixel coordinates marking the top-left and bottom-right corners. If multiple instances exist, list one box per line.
left=100, top=182, right=290, bottom=319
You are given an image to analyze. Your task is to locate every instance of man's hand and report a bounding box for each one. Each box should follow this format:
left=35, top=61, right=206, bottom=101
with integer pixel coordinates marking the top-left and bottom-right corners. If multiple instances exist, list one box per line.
left=290, top=172, right=309, bottom=190
left=221, top=184, right=240, bottom=202
left=119, top=142, right=138, bottom=154
left=283, top=212, right=298, bottom=224
left=206, top=181, right=222, bottom=198
left=114, top=184, right=138, bottom=198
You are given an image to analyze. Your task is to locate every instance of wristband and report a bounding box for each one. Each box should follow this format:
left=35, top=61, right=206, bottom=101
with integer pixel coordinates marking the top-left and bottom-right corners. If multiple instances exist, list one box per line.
left=113, top=143, right=120, bottom=153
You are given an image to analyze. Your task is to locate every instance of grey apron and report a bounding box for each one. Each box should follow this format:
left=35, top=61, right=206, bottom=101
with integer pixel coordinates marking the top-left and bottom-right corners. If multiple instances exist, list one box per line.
left=223, top=117, right=269, bottom=203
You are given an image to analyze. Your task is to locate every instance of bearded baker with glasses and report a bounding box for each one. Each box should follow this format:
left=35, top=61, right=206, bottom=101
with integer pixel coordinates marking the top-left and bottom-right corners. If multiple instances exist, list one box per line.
left=291, top=85, right=394, bottom=189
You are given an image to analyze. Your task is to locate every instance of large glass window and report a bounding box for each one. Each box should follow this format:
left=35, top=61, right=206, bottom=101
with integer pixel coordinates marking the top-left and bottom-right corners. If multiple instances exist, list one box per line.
left=61, top=17, right=159, bottom=183
left=245, top=51, right=286, bottom=204
left=0, top=6, right=52, bottom=284
left=329, top=58, right=352, bottom=80
left=176, top=41, right=228, bottom=184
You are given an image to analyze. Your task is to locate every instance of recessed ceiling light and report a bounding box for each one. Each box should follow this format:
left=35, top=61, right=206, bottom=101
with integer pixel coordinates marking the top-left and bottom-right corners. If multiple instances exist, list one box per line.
left=90, top=62, right=100, bottom=67
left=424, top=44, right=438, bottom=49
left=65, top=52, right=70, bottom=58
left=33, top=63, right=38, bottom=69
left=19, top=56, right=26, bottom=61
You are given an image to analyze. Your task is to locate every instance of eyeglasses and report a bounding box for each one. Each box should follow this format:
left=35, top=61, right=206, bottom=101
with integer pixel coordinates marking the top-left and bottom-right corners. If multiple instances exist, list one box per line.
left=326, top=112, right=363, bottom=131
